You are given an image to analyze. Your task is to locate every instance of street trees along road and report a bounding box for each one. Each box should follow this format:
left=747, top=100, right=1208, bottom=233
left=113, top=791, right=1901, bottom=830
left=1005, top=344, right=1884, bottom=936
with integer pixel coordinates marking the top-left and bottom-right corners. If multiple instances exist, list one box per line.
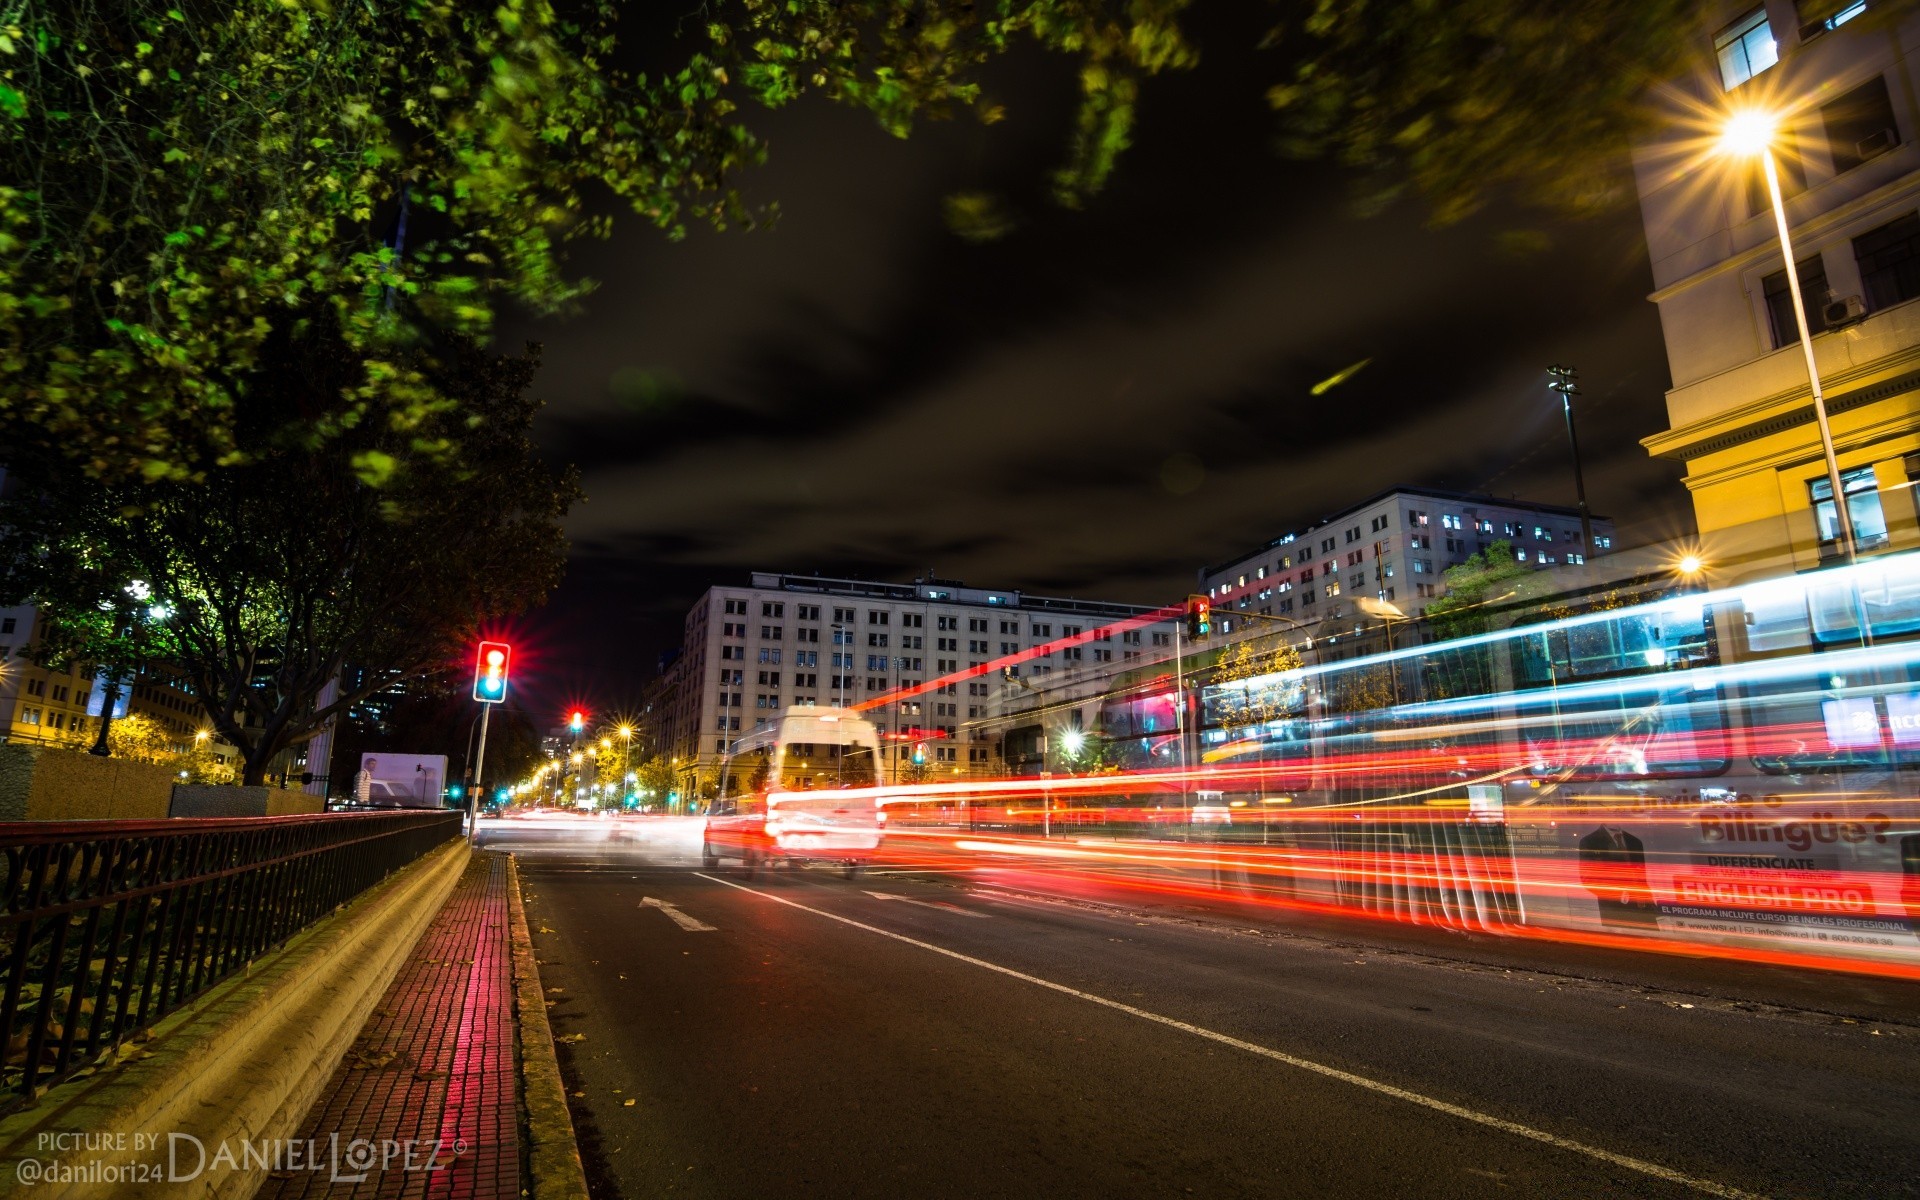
left=0, top=321, right=578, bottom=786
left=2, top=0, right=1704, bottom=480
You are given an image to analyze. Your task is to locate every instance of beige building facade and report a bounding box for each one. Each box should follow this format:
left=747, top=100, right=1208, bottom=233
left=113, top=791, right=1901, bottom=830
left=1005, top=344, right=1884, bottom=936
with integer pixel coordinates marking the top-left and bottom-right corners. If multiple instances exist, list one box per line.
left=1637, top=0, right=1920, bottom=576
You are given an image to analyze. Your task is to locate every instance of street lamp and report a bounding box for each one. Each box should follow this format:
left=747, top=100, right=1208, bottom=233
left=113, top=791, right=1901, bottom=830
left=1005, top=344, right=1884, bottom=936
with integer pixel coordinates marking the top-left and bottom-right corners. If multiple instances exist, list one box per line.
left=1545, top=364, right=1596, bottom=560
left=1720, top=109, right=1856, bottom=563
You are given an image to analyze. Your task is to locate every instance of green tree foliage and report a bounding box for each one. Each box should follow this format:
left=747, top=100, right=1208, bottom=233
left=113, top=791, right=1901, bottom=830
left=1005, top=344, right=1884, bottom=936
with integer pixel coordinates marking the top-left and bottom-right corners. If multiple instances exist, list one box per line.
left=104, top=712, right=171, bottom=764
left=0, top=0, right=756, bottom=479
left=0, top=322, right=580, bottom=785
left=720, top=0, right=1700, bottom=220
left=4, top=0, right=1704, bottom=476
left=1421, top=539, right=1533, bottom=698
left=635, top=754, right=678, bottom=805
left=1209, top=634, right=1305, bottom=733
left=1425, top=540, right=1533, bottom=640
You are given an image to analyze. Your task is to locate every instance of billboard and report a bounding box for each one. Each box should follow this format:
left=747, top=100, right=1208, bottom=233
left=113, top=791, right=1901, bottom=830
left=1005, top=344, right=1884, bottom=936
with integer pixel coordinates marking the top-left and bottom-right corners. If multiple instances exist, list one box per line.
left=354, top=753, right=449, bottom=808
left=1538, top=792, right=1920, bottom=954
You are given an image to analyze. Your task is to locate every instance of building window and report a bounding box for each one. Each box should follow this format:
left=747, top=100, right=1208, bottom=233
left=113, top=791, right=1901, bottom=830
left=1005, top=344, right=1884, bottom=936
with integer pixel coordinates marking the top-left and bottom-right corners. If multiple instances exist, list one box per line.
left=1822, top=74, right=1899, bottom=175
left=1810, top=465, right=1890, bottom=552
left=1716, top=7, right=1778, bottom=91
left=761, top=602, right=784, bottom=618
left=724, top=599, right=747, bottom=615
left=1854, top=213, right=1920, bottom=312
left=1408, top=510, right=1428, bottom=526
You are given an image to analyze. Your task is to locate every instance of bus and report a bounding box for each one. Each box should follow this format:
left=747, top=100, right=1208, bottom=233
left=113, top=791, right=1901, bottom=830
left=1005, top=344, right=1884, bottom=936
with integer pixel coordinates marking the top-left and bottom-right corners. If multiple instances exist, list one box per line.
left=703, top=707, right=887, bottom=877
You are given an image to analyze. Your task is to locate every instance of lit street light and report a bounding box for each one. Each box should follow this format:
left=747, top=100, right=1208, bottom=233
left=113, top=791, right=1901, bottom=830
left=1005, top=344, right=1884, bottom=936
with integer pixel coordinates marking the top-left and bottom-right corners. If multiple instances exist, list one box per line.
left=1720, top=108, right=1856, bottom=563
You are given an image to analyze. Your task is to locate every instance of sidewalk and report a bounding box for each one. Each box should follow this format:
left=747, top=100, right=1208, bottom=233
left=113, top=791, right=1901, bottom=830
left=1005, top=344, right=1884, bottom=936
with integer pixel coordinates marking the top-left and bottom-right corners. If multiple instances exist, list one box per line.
left=257, top=850, right=538, bottom=1200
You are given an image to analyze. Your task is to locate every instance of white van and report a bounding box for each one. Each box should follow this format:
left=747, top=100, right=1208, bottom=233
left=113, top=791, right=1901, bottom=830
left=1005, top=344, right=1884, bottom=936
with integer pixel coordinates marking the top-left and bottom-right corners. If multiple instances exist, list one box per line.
left=703, top=707, right=886, bottom=877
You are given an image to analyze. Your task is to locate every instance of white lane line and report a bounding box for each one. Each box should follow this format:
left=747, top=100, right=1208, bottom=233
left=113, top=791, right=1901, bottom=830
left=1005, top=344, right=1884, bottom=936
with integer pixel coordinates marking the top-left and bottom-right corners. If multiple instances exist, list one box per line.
left=695, top=873, right=1762, bottom=1200
left=863, top=890, right=990, bottom=918
left=641, top=896, right=717, bottom=932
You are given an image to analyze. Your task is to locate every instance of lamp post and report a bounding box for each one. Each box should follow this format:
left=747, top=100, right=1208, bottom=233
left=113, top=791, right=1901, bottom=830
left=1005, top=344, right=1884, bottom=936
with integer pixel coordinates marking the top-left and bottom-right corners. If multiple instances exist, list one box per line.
left=1721, top=110, right=1857, bottom=563
left=1545, top=364, right=1596, bottom=561
left=618, top=724, right=633, bottom=806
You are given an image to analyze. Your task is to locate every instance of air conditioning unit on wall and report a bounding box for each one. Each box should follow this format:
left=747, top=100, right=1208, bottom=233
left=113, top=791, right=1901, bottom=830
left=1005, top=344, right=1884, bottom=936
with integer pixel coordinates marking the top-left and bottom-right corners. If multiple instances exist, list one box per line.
left=1824, top=294, right=1867, bottom=329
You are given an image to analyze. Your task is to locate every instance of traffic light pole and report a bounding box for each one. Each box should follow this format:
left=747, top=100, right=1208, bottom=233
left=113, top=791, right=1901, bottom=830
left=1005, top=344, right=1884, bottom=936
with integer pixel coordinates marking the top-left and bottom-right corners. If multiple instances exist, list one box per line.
left=468, top=702, right=491, bottom=844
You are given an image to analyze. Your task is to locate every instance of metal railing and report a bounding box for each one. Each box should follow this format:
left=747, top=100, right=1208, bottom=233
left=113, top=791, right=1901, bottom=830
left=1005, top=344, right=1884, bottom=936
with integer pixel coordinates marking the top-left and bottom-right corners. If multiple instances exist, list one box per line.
left=0, top=810, right=461, bottom=1113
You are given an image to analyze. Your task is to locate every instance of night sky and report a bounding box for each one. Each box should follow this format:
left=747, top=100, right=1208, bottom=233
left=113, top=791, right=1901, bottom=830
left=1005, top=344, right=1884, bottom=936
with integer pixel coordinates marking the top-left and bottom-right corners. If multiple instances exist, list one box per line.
left=505, top=14, right=1691, bottom=714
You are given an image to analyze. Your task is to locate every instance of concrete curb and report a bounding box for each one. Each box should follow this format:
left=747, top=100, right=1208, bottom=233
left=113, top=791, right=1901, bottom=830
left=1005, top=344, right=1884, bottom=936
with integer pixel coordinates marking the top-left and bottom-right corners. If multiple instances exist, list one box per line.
left=0, top=838, right=470, bottom=1200
left=505, top=853, right=591, bottom=1200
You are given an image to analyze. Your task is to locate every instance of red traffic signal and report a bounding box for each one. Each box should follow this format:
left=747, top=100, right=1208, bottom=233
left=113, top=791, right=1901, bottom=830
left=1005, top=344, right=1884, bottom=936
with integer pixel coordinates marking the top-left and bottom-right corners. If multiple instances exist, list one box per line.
left=473, top=641, right=511, bottom=703
left=1185, top=595, right=1212, bottom=640
left=568, top=710, right=585, bottom=734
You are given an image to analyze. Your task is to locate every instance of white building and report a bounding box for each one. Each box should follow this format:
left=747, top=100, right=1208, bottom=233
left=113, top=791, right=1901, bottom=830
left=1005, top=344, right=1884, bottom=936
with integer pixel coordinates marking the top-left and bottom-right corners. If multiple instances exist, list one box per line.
left=1198, top=486, right=1615, bottom=653
left=662, top=573, right=1178, bottom=795
left=1635, top=0, right=1920, bottom=576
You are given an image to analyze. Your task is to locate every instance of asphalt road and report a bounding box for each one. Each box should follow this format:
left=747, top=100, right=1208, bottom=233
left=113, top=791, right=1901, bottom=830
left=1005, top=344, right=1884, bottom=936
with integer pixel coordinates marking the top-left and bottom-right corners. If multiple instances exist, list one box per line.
left=486, top=816, right=1920, bottom=1200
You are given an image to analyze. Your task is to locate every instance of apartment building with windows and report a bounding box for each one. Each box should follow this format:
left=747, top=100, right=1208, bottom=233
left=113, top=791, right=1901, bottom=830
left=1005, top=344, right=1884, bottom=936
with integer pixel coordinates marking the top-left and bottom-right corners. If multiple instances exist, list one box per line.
left=1636, top=1, right=1920, bottom=576
left=661, top=573, right=1177, bottom=796
left=1198, top=486, right=1615, bottom=654
left=0, top=600, right=228, bottom=767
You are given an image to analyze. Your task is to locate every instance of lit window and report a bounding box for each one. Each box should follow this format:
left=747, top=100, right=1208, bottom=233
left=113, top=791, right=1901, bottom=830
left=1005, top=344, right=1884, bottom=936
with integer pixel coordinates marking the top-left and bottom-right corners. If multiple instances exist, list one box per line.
left=1716, top=7, right=1778, bottom=91
left=1825, top=1, right=1868, bottom=30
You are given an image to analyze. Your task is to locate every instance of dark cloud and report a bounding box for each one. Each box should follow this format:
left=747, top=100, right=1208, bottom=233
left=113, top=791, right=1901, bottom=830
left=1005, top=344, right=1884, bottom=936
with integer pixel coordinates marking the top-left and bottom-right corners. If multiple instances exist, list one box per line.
left=509, top=21, right=1684, bottom=703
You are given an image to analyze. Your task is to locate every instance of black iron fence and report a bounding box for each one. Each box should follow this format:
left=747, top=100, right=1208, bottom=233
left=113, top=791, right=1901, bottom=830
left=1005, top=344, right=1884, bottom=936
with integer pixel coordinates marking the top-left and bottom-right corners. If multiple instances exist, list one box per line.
left=0, top=810, right=461, bottom=1113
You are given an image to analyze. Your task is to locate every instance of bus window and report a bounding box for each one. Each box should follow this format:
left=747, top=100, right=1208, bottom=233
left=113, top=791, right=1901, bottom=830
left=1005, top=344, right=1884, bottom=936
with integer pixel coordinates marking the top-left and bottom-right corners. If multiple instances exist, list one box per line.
left=1747, top=676, right=1888, bottom=773
left=1520, top=683, right=1729, bottom=778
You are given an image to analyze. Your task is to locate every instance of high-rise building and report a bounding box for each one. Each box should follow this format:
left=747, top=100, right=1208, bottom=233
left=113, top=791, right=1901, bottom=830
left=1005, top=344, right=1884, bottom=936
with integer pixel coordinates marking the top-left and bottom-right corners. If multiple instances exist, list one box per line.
left=1198, top=485, right=1614, bottom=657
left=1635, top=1, right=1920, bottom=576
left=662, top=573, right=1177, bottom=798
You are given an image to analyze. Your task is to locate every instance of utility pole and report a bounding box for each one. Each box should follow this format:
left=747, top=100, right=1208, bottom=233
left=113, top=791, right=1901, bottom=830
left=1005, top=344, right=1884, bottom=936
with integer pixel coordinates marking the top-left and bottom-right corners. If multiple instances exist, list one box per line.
left=1547, top=364, right=1597, bottom=563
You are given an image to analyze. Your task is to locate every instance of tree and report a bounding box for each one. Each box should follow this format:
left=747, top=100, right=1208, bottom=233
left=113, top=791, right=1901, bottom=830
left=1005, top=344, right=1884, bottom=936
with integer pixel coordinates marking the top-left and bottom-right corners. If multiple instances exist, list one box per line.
left=2, top=0, right=757, bottom=481
left=1425, top=540, right=1533, bottom=641
left=1209, top=634, right=1305, bottom=734
left=635, top=755, right=678, bottom=808
left=722, top=0, right=1704, bottom=222
left=0, top=321, right=579, bottom=785
left=1421, top=540, right=1533, bottom=699
left=104, top=713, right=172, bottom=764
left=7, top=1, right=1723, bottom=479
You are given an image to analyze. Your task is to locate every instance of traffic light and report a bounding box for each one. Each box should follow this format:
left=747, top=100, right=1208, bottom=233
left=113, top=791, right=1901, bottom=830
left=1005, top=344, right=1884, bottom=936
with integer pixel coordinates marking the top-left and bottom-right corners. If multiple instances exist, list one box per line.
left=912, top=742, right=927, bottom=765
left=473, top=640, right=511, bottom=703
left=569, top=710, right=585, bottom=734
left=448, top=784, right=464, bottom=800
left=1186, top=595, right=1212, bottom=640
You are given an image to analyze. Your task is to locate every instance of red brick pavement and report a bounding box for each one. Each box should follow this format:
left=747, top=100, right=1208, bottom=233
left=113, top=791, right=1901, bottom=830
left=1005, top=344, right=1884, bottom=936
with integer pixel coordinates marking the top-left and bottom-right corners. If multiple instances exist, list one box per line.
left=259, top=850, right=521, bottom=1199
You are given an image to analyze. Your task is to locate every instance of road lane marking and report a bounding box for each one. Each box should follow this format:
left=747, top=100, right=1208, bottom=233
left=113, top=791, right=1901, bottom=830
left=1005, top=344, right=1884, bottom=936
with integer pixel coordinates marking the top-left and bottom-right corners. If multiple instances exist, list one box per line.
left=695, top=873, right=1763, bottom=1200
left=863, top=890, right=990, bottom=917
left=641, top=897, right=717, bottom=932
